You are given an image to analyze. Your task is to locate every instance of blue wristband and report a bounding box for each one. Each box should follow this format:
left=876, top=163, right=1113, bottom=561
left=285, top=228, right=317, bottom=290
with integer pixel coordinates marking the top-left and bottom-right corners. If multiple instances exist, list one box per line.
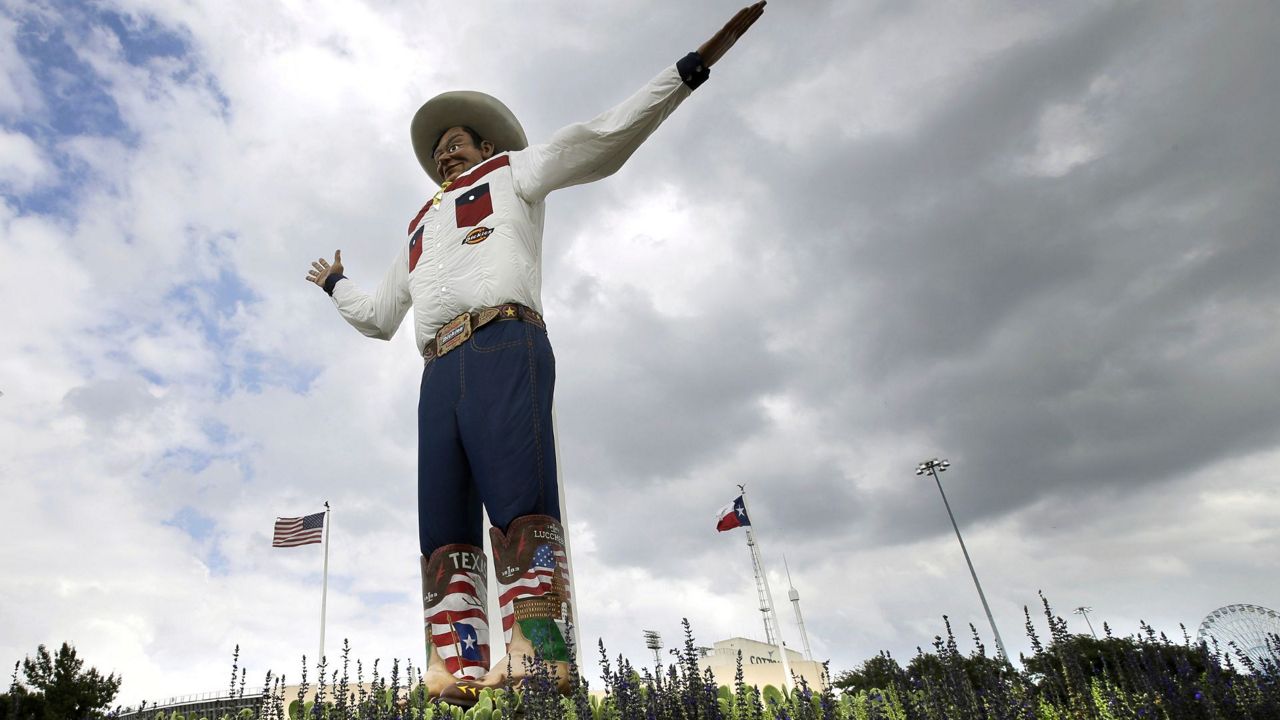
left=323, top=273, right=346, bottom=296
left=677, top=52, right=710, bottom=90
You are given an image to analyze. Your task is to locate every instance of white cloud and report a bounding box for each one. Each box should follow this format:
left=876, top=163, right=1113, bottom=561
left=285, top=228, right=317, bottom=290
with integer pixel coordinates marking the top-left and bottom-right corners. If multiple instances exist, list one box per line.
left=0, top=12, right=41, bottom=117
left=0, top=129, right=53, bottom=191
left=1014, top=73, right=1118, bottom=178
left=560, top=183, right=750, bottom=317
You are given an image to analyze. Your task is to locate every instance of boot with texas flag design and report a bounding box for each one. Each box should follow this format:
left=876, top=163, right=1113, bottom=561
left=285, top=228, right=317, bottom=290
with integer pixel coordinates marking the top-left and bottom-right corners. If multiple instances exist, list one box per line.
left=420, top=544, right=490, bottom=701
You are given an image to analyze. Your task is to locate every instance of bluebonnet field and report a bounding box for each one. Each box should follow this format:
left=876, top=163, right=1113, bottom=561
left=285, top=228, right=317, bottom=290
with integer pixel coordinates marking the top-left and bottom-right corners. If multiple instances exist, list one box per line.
left=90, top=597, right=1278, bottom=720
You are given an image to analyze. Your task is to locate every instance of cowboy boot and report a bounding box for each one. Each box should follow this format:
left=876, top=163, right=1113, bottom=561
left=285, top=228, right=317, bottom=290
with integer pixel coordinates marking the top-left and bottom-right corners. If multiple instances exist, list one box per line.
left=473, top=514, right=574, bottom=693
left=420, top=544, right=491, bottom=704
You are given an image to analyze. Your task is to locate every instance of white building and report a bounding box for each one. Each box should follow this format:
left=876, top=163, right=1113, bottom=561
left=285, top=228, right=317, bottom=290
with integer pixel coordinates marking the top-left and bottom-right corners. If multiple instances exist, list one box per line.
left=697, top=637, right=827, bottom=691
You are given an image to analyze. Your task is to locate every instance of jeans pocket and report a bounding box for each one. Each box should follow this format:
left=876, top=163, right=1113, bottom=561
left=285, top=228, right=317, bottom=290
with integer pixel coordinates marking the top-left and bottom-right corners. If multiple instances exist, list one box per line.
left=469, top=322, right=523, bottom=353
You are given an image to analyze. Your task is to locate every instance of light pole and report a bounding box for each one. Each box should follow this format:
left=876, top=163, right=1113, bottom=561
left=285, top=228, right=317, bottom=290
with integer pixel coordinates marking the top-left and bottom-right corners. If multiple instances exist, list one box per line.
left=643, top=630, right=662, bottom=666
left=916, top=458, right=1008, bottom=660
left=1074, top=606, right=1098, bottom=639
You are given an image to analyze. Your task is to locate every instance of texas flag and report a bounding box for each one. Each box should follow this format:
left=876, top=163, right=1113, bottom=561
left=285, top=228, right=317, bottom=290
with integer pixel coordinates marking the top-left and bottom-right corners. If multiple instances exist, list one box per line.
left=453, top=622, right=485, bottom=662
left=716, top=495, right=751, bottom=532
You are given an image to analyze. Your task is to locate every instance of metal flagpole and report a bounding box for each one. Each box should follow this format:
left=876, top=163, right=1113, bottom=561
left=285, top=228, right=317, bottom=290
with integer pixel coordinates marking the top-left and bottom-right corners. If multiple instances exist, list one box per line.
left=552, top=407, right=582, bottom=664
left=737, top=487, right=794, bottom=692
left=319, top=501, right=331, bottom=665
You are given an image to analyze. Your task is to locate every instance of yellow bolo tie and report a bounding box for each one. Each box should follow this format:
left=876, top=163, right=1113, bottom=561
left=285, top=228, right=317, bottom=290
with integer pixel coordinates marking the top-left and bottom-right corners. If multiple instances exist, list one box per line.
left=431, top=180, right=452, bottom=209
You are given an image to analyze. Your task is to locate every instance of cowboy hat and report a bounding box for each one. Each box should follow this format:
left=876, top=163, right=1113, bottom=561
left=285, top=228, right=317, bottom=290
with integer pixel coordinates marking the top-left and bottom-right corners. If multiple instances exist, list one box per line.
left=410, top=91, right=528, bottom=185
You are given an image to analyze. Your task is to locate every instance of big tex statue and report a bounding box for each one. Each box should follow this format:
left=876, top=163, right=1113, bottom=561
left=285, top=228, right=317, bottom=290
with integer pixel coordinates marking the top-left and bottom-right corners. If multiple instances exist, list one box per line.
left=306, top=1, right=766, bottom=704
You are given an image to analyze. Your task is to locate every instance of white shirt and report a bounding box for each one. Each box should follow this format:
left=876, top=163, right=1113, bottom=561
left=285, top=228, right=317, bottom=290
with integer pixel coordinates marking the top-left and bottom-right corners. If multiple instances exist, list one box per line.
left=331, top=64, right=693, bottom=354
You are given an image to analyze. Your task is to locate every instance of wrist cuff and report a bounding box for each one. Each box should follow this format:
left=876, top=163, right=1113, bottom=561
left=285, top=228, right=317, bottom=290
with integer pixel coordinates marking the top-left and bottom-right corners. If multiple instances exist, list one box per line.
left=323, top=273, right=346, bottom=296
left=677, top=52, right=710, bottom=90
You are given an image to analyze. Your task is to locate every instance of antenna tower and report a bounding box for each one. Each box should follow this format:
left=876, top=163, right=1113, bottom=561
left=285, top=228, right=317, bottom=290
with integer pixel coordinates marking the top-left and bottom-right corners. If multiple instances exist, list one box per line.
left=745, top=531, right=776, bottom=644
left=784, top=557, right=814, bottom=660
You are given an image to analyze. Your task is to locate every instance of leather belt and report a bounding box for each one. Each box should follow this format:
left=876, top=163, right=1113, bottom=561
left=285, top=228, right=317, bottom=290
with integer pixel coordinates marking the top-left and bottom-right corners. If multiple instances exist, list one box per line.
left=422, top=304, right=545, bottom=363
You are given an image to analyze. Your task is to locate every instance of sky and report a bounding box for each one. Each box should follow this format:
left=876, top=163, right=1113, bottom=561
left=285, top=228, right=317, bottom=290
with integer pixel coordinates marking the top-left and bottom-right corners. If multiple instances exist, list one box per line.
left=2, top=0, right=1279, bottom=708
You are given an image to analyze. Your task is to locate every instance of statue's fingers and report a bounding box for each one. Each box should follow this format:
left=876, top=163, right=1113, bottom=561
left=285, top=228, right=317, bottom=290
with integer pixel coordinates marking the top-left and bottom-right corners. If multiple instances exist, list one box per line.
left=737, top=3, right=765, bottom=28
left=734, top=7, right=763, bottom=36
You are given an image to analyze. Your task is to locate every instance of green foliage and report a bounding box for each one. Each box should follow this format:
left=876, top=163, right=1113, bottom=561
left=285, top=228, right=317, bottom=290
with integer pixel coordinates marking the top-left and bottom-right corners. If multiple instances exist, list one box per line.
left=2, top=643, right=120, bottom=720
left=85, top=602, right=1280, bottom=719
left=833, top=653, right=907, bottom=696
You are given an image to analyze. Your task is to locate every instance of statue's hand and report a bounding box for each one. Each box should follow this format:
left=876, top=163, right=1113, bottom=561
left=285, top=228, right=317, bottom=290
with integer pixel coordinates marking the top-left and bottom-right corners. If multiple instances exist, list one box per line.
left=306, top=250, right=344, bottom=290
left=697, top=1, right=766, bottom=68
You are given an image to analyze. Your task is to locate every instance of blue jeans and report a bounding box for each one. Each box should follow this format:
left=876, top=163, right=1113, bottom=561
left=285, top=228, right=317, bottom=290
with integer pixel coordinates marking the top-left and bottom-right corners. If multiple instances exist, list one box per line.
left=416, top=318, right=560, bottom=556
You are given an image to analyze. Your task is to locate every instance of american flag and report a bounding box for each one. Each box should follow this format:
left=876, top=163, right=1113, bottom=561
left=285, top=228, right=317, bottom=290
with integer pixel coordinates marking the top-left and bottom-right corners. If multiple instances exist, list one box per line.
left=272, top=511, right=325, bottom=547
left=426, top=566, right=489, bottom=678
left=498, top=543, right=570, bottom=642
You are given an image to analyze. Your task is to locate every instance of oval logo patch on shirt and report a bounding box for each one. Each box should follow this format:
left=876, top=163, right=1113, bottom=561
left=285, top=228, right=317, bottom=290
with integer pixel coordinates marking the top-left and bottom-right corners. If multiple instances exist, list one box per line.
left=463, top=226, right=494, bottom=245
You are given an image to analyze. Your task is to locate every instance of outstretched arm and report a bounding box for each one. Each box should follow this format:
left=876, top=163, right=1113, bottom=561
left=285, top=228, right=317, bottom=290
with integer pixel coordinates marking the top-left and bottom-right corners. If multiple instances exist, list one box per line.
left=305, top=247, right=412, bottom=341
left=510, top=2, right=768, bottom=203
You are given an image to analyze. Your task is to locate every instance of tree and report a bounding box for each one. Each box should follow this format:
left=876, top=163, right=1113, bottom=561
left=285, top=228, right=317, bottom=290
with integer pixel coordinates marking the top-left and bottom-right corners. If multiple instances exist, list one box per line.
left=4, top=643, right=121, bottom=720
left=1022, top=632, right=1220, bottom=698
left=832, top=652, right=908, bottom=694
left=906, top=648, right=1017, bottom=689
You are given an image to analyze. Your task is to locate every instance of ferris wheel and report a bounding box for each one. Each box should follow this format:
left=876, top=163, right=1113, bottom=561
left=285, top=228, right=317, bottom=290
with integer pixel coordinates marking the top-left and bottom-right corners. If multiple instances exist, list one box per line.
left=1197, top=604, right=1280, bottom=669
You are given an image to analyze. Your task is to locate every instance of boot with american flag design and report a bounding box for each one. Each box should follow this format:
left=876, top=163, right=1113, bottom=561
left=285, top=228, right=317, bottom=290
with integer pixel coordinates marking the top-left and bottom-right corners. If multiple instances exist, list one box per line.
left=420, top=544, right=490, bottom=702
left=469, top=514, right=574, bottom=694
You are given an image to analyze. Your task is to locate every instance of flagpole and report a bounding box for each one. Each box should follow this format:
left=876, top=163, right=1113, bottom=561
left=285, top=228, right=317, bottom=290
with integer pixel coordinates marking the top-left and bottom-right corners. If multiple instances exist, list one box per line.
left=737, top=488, right=794, bottom=692
left=551, top=407, right=581, bottom=664
left=319, top=501, right=331, bottom=666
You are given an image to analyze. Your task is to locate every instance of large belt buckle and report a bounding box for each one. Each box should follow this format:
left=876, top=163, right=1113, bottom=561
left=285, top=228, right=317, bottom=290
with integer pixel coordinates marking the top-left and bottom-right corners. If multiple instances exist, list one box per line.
left=436, top=313, right=472, bottom=357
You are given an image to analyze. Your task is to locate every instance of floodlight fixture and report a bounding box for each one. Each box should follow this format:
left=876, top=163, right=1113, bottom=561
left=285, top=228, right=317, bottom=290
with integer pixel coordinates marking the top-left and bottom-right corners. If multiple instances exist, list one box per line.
left=643, top=630, right=663, bottom=665
left=916, top=458, right=950, bottom=475
left=1074, top=606, right=1099, bottom=638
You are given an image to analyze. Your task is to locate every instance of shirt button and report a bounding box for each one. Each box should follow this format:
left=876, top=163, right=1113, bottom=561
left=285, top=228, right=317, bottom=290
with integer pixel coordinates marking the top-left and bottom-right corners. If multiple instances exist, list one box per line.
left=437, top=263, right=443, bottom=269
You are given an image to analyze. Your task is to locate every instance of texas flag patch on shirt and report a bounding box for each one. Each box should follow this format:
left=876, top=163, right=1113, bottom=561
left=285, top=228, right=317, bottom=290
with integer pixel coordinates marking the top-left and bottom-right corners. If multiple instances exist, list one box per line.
left=455, top=183, right=493, bottom=228
left=409, top=225, right=424, bottom=272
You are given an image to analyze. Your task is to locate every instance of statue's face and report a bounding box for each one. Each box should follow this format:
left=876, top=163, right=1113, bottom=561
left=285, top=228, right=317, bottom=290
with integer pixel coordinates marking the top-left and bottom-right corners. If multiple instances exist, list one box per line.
left=434, top=126, right=494, bottom=184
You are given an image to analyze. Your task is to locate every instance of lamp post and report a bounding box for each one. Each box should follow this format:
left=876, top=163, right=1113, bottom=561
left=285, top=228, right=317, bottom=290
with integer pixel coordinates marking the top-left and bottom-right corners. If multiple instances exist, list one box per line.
left=1074, top=606, right=1098, bottom=639
left=916, top=458, right=1008, bottom=660
left=643, top=630, right=663, bottom=666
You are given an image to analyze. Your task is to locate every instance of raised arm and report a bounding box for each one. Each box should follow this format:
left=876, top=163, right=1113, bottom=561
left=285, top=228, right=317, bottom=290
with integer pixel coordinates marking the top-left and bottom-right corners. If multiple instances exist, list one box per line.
left=306, top=247, right=412, bottom=341
left=510, top=2, right=766, bottom=203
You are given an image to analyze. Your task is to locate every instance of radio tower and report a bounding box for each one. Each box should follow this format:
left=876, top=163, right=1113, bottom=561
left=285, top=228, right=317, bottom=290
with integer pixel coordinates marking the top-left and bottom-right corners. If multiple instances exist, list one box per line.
left=784, top=557, right=813, bottom=660
left=745, top=531, right=776, bottom=644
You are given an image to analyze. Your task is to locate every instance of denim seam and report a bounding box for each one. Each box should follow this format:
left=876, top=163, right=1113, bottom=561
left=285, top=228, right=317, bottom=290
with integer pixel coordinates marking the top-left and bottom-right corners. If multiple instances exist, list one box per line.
left=472, top=338, right=523, bottom=353
left=526, top=323, right=545, bottom=510
left=471, top=321, right=530, bottom=353
left=421, top=357, right=437, bottom=386
left=457, top=344, right=466, bottom=406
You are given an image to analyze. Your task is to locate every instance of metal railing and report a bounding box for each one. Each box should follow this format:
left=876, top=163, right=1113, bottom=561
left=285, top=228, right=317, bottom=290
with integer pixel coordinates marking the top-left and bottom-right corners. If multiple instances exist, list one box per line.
left=116, top=691, right=264, bottom=719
